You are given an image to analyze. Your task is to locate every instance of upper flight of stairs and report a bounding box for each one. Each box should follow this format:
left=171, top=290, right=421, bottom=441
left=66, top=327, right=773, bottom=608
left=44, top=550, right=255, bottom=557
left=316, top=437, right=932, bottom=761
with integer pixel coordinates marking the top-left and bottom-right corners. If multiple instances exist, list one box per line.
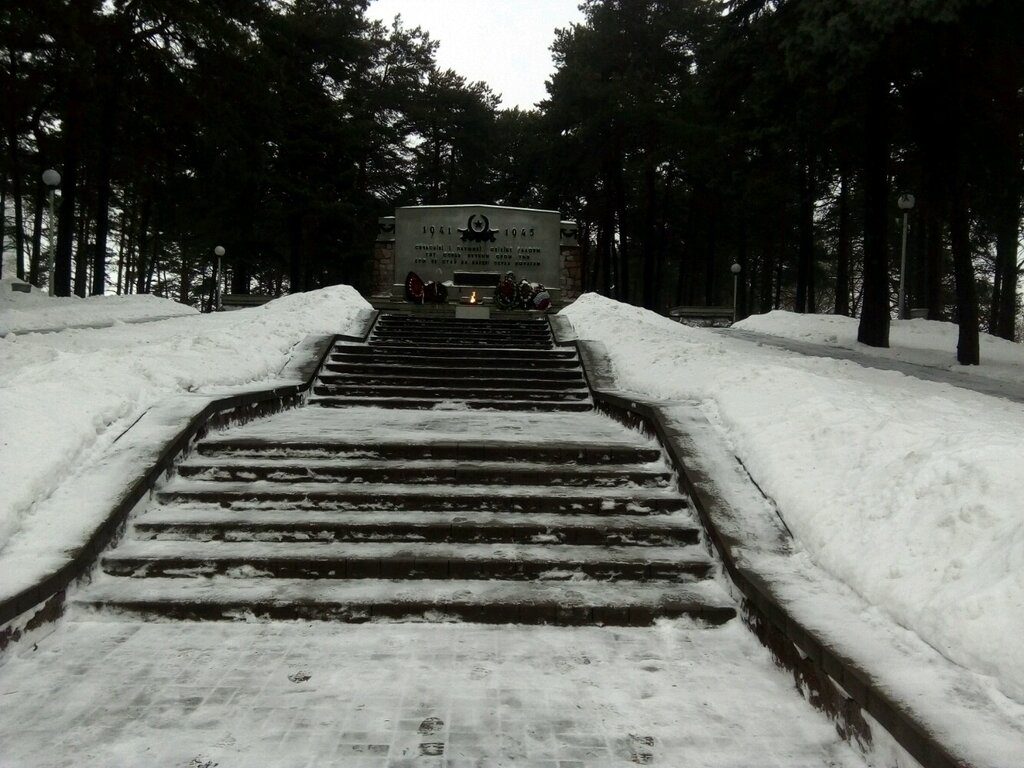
left=311, top=313, right=592, bottom=411
left=70, top=313, right=736, bottom=627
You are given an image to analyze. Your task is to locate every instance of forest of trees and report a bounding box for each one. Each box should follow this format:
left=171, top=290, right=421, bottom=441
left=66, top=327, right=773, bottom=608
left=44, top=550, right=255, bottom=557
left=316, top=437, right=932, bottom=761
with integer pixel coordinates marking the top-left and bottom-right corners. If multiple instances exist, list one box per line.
left=2, top=0, right=1022, bottom=361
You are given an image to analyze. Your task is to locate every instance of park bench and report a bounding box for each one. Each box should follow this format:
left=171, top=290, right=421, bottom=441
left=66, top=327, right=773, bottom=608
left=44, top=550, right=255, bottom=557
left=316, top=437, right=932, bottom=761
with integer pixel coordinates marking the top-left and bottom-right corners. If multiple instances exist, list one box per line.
left=220, top=294, right=275, bottom=310
left=668, top=305, right=734, bottom=327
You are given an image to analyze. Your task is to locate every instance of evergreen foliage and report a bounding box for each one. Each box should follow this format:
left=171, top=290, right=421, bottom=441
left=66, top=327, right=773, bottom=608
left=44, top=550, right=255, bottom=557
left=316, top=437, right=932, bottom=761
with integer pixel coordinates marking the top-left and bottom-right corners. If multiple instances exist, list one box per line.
left=1, top=0, right=1021, bottom=359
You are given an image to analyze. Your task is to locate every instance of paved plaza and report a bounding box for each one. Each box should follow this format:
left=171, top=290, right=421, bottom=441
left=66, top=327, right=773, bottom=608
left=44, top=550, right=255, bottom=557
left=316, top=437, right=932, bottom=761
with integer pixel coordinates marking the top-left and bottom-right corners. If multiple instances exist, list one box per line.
left=0, top=618, right=870, bottom=767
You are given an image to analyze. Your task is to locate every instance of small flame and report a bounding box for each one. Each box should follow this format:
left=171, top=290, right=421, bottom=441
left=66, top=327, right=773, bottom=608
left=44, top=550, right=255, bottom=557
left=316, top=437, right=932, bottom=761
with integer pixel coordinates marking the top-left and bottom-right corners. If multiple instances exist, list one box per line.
left=469, top=291, right=478, bottom=304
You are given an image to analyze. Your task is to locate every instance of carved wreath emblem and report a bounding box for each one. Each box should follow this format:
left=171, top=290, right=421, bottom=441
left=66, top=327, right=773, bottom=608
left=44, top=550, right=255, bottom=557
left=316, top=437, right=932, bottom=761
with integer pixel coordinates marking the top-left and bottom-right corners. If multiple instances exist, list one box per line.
left=458, top=214, right=498, bottom=243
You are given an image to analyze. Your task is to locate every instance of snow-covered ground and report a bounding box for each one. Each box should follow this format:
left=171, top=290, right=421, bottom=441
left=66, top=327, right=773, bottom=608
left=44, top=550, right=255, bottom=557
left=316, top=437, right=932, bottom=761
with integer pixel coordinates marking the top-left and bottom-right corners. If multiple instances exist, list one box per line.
left=562, top=296, right=1024, bottom=708
left=2, top=284, right=1022, bottom=723
left=0, top=281, right=370, bottom=554
left=736, top=308, right=1024, bottom=384
left=0, top=278, right=199, bottom=334
left=0, top=620, right=872, bottom=768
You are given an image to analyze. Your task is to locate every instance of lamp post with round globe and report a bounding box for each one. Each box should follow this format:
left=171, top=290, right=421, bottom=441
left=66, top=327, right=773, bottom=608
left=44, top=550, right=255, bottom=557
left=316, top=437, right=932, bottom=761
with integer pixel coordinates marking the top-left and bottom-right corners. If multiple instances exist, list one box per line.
left=42, top=169, right=61, bottom=295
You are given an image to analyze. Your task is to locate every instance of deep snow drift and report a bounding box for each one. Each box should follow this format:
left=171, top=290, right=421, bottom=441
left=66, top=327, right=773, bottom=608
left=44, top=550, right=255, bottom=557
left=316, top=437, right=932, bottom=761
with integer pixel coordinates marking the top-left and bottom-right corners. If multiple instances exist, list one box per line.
left=0, top=283, right=370, bottom=554
left=737, top=308, right=1024, bottom=384
left=562, top=294, right=1024, bottom=705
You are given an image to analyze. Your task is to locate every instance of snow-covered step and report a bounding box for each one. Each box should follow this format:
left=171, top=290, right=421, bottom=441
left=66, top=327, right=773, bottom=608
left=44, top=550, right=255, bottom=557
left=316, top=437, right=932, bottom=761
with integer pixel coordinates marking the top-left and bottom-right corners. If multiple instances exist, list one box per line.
left=323, top=357, right=582, bottom=373
left=134, top=508, right=701, bottom=546
left=311, top=384, right=589, bottom=401
left=368, top=337, right=553, bottom=349
left=100, top=540, right=716, bottom=582
left=317, top=365, right=584, bottom=380
left=175, top=457, right=672, bottom=487
left=317, top=374, right=587, bottom=391
left=157, top=480, right=687, bottom=514
left=331, top=345, right=578, bottom=361
left=372, top=328, right=551, bottom=340
left=311, top=396, right=593, bottom=412
left=373, top=317, right=550, bottom=329
left=374, top=319, right=551, bottom=331
left=72, top=577, right=736, bottom=625
left=317, top=371, right=586, bottom=387
left=194, top=438, right=663, bottom=464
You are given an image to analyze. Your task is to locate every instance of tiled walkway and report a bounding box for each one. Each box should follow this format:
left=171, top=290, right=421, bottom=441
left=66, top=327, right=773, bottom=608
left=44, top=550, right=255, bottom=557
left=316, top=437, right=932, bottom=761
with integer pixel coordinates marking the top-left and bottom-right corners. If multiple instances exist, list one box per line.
left=0, top=618, right=870, bottom=767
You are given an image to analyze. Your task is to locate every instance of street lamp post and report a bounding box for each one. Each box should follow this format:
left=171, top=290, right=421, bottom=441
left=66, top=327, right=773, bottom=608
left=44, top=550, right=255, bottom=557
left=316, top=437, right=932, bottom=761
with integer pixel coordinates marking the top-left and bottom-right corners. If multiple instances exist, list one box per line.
left=42, top=169, right=61, bottom=295
left=897, top=193, right=915, bottom=320
left=213, top=245, right=225, bottom=311
left=731, top=263, right=742, bottom=323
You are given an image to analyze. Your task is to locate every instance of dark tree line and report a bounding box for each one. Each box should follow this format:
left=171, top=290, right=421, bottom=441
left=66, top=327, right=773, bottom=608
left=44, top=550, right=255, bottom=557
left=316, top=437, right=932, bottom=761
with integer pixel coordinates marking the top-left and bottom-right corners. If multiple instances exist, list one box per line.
left=3, top=0, right=1022, bottom=359
left=0, top=0, right=513, bottom=305
left=541, top=0, right=1024, bottom=360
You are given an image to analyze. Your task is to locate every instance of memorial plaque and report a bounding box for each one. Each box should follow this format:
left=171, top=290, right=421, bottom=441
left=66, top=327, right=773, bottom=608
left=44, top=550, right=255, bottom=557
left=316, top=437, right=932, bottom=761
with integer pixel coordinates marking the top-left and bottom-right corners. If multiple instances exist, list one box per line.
left=394, top=205, right=561, bottom=287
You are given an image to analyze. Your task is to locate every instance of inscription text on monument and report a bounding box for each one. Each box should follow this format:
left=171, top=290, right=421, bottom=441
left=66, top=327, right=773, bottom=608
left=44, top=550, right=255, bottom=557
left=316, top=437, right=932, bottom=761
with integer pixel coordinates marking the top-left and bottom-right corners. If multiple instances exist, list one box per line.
left=394, top=205, right=560, bottom=287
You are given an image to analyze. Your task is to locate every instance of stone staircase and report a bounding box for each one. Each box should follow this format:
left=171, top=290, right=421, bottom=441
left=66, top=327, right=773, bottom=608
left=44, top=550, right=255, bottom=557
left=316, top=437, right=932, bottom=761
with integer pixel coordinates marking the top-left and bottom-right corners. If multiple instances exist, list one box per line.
left=311, top=313, right=592, bottom=410
left=72, top=313, right=735, bottom=626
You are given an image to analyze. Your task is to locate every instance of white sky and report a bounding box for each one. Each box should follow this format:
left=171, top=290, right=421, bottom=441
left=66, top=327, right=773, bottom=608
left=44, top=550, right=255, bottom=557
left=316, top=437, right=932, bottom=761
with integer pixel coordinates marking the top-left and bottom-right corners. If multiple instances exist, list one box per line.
left=366, top=0, right=585, bottom=111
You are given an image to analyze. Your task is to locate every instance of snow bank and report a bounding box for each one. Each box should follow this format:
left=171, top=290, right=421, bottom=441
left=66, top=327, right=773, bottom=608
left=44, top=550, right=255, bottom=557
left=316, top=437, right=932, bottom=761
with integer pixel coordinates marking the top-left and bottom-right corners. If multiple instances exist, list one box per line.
left=0, top=286, right=370, bottom=554
left=563, top=294, right=1024, bottom=703
left=736, top=309, right=1024, bottom=384
left=1, top=278, right=199, bottom=334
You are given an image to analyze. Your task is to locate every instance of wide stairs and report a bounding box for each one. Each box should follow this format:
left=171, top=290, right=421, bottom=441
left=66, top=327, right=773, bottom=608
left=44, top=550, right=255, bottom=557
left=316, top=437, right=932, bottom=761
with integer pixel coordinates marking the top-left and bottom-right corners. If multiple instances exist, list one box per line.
left=73, top=312, right=735, bottom=626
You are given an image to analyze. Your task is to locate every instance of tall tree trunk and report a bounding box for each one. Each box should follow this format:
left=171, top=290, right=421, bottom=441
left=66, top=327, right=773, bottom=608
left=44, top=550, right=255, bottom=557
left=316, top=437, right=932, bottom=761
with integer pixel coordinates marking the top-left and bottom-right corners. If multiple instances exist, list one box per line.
left=857, top=63, right=891, bottom=348
left=30, top=180, right=44, bottom=284
left=703, top=197, right=717, bottom=306
left=134, top=194, right=152, bottom=294
left=54, top=0, right=92, bottom=297
left=179, top=251, right=191, bottom=305
left=795, top=151, right=814, bottom=313
left=611, top=154, right=629, bottom=302
left=115, top=208, right=128, bottom=295
left=654, top=167, right=673, bottom=312
left=773, top=258, right=783, bottom=309
left=288, top=211, right=304, bottom=292
left=596, top=209, right=613, bottom=296
left=74, top=197, right=89, bottom=297
left=736, top=221, right=748, bottom=321
left=760, top=245, right=774, bottom=314
left=92, top=110, right=116, bottom=295
left=949, top=182, right=979, bottom=363
left=989, top=260, right=1002, bottom=334
left=145, top=226, right=159, bottom=294
left=54, top=149, right=78, bottom=297
left=835, top=171, right=851, bottom=315
left=641, top=157, right=657, bottom=310
left=675, top=192, right=696, bottom=306
left=994, top=201, right=1020, bottom=340
left=947, top=37, right=979, bottom=365
left=5, top=134, right=27, bottom=281
left=923, top=193, right=945, bottom=319
left=0, top=174, right=6, bottom=279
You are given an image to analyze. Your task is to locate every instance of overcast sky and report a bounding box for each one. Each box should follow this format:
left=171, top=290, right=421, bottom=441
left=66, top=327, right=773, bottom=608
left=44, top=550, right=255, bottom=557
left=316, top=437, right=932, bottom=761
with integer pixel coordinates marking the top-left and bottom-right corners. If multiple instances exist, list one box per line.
left=366, top=0, right=586, bottom=111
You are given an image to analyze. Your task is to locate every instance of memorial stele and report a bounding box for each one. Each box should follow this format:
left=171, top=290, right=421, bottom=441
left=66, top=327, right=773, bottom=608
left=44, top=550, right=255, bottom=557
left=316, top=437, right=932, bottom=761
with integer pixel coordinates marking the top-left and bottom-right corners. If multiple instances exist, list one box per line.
left=373, top=204, right=580, bottom=304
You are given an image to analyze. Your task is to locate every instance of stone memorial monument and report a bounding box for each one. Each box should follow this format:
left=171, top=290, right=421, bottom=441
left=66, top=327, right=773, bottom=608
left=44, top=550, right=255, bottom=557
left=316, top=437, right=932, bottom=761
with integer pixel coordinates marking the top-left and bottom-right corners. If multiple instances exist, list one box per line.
left=373, top=204, right=580, bottom=306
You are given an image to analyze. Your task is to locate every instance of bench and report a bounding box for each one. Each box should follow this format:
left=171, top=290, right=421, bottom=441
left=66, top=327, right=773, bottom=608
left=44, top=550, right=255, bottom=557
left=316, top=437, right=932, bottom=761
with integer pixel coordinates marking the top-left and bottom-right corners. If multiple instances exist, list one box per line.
left=668, top=305, right=735, bottom=327
left=220, top=294, right=275, bottom=310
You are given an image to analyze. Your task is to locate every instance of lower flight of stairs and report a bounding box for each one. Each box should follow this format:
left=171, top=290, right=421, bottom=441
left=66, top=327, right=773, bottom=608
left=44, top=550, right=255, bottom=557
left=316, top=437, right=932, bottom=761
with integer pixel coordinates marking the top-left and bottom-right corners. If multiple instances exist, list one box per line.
left=70, top=312, right=735, bottom=626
